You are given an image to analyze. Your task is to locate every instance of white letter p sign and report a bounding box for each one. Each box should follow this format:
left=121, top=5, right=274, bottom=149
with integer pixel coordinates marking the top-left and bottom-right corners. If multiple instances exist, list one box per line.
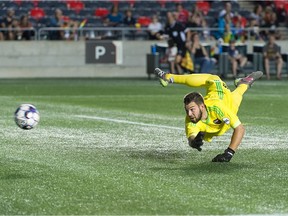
left=95, top=46, right=106, bottom=59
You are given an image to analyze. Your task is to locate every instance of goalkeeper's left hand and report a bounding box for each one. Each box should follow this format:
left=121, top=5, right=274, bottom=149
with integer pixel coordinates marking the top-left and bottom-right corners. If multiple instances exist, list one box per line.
left=212, top=148, right=235, bottom=162
left=189, top=132, right=205, bottom=152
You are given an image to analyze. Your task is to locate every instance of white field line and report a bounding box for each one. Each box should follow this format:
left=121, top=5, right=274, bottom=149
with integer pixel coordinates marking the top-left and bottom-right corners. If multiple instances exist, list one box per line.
left=74, top=115, right=287, bottom=142
left=75, top=115, right=183, bottom=131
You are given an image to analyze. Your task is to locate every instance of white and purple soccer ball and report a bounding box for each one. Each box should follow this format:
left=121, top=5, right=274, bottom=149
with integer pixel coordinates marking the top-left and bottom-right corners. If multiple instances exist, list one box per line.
left=14, top=104, right=40, bottom=130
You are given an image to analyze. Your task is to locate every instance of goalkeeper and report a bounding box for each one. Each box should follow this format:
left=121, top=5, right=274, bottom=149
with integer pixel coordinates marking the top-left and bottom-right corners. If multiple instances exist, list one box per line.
left=154, top=68, right=263, bottom=162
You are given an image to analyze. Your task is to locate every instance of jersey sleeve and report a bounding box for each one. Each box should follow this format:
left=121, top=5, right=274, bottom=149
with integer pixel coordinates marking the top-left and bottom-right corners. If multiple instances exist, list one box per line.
left=220, top=104, right=241, bottom=129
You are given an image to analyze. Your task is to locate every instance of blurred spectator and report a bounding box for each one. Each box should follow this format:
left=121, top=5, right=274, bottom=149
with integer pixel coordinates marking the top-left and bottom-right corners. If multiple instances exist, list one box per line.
left=105, top=5, right=123, bottom=27
left=122, top=9, right=136, bottom=40
left=218, top=13, right=234, bottom=40
left=188, top=32, right=216, bottom=74
left=261, top=11, right=281, bottom=40
left=147, top=15, right=162, bottom=40
left=232, top=14, right=247, bottom=42
left=19, top=15, right=34, bottom=40
left=165, top=38, right=178, bottom=74
left=174, top=3, right=189, bottom=25
left=228, top=39, right=247, bottom=78
left=63, top=19, right=79, bottom=40
left=161, top=12, right=188, bottom=74
left=263, top=33, right=283, bottom=80
left=274, top=3, right=287, bottom=24
left=102, top=4, right=123, bottom=39
left=201, top=19, right=212, bottom=41
left=223, top=22, right=236, bottom=43
left=219, top=2, right=234, bottom=18
left=123, top=9, right=136, bottom=27
left=185, top=6, right=205, bottom=38
left=48, top=8, right=65, bottom=40
left=0, top=8, right=18, bottom=40
left=260, top=6, right=274, bottom=40
left=248, top=18, right=262, bottom=41
left=250, top=4, right=263, bottom=26
left=48, top=8, right=79, bottom=40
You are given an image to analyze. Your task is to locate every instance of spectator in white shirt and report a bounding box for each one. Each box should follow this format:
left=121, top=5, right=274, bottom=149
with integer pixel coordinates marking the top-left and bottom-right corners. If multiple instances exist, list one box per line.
left=148, top=15, right=163, bottom=40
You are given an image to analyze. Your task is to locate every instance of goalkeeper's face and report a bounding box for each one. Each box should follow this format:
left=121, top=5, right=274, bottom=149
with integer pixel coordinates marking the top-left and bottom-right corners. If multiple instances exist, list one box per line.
left=185, top=101, right=204, bottom=123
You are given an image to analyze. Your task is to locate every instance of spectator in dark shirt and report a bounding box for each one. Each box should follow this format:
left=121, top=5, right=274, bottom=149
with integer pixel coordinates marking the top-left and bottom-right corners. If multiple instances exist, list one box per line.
left=186, top=7, right=204, bottom=34
left=161, top=12, right=187, bottom=74
left=48, top=8, right=79, bottom=40
left=263, top=33, right=283, bottom=80
left=261, top=11, right=281, bottom=40
left=48, top=8, right=65, bottom=40
left=19, top=15, right=34, bottom=40
left=0, top=8, right=18, bottom=40
left=123, top=9, right=136, bottom=27
left=189, top=32, right=216, bottom=73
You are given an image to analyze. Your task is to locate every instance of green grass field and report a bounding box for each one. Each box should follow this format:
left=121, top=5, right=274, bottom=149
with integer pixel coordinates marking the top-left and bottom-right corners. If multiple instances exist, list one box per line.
left=0, top=77, right=288, bottom=215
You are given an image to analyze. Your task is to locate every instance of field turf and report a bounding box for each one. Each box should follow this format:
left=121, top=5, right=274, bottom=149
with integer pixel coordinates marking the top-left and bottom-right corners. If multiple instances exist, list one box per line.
left=0, top=77, right=287, bottom=215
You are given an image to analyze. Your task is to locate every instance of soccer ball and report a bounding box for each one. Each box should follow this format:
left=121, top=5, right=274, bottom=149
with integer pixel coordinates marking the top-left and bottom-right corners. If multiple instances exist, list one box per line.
left=14, top=104, right=40, bottom=130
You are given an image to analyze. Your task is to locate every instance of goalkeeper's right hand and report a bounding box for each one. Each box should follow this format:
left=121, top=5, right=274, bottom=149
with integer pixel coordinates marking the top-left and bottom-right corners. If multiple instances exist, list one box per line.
left=189, top=132, right=205, bottom=152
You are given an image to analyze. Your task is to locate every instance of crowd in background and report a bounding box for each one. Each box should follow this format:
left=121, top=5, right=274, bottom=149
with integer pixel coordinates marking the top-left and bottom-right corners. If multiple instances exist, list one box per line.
left=0, top=0, right=287, bottom=79
left=0, top=0, right=287, bottom=41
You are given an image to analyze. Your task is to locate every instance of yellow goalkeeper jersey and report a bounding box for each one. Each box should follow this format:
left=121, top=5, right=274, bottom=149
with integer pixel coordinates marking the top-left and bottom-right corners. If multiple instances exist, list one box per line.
left=185, top=79, right=241, bottom=142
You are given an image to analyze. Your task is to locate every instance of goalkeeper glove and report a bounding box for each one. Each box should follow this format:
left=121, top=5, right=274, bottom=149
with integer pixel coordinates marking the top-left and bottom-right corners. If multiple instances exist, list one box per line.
left=212, top=148, right=235, bottom=162
left=189, top=132, right=204, bottom=152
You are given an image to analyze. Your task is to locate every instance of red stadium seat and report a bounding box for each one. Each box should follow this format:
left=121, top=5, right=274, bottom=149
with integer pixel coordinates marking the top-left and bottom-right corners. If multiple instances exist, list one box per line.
left=95, top=8, right=109, bottom=18
left=30, top=7, right=45, bottom=19
left=137, top=16, right=152, bottom=27
left=233, top=16, right=247, bottom=28
left=274, top=0, right=286, bottom=9
left=196, top=1, right=210, bottom=15
left=67, top=1, right=84, bottom=13
left=114, top=0, right=135, bottom=7
left=62, top=16, right=70, bottom=22
left=284, top=3, right=288, bottom=12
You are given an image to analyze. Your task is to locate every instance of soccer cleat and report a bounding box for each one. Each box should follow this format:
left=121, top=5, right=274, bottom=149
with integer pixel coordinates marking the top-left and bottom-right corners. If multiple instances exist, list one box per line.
left=234, top=71, right=263, bottom=87
left=154, top=68, right=170, bottom=87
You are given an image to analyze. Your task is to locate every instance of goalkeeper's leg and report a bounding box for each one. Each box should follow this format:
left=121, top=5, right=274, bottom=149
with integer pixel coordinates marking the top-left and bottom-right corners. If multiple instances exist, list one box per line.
left=231, top=84, right=248, bottom=111
left=154, top=68, right=220, bottom=88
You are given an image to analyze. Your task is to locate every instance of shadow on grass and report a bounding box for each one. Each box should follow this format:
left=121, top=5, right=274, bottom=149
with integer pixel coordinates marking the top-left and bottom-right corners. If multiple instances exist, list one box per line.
left=0, top=173, right=31, bottom=180
left=128, top=149, right=253, bottom=175
left=150, top=162, right=252, bottom=176
left=128, top=149, right=189, bottom=163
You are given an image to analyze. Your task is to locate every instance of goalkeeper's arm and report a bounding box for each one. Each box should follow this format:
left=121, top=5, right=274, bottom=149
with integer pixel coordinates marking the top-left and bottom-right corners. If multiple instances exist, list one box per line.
left=212, top=124, right=245, bottom=162
left=228, top=124, right=245, bottom=151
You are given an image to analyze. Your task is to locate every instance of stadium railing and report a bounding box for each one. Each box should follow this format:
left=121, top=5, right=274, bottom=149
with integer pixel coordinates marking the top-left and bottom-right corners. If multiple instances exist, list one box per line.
left=0, top=26, right=287, bottom=41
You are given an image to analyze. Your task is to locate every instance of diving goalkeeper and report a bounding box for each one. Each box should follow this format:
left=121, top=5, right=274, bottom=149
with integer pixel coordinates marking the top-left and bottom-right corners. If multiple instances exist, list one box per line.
left=154, top=68, right=263, bottom=162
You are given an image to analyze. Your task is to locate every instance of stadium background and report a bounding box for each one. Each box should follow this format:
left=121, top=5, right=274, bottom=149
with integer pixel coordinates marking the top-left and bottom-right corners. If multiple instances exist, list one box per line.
left=1, top=0, right=288, bottom=78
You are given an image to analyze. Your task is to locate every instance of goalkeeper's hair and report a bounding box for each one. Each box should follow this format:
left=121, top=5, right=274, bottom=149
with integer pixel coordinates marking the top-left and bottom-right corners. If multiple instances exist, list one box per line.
left=183, top=92, right=204, bottom=106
